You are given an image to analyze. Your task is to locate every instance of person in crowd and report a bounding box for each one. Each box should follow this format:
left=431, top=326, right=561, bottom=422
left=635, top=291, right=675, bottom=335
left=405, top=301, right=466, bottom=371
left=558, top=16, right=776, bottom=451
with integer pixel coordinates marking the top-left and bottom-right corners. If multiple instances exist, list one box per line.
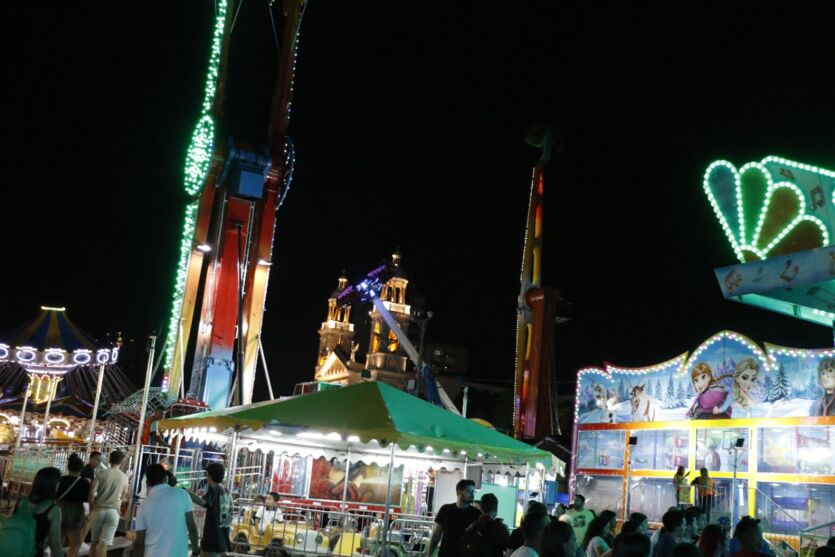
left=81, top=452, right=102, bottom=482
left=511, top=502, right=549, bottom=551
left=188, top=462, right=232, bottom=557
left=541, top=520, right=578, bottom=557
left=553, top=503, right=568, bottom=521
left=511, top=510, right=551, bottom=557
left=582, top=516, right=613, bottom=557
left=166, top=470, right=179, bottom=487
left=692, top=508, right=706, bottom=537
left=816, top=547, right=835, bottom=557
left=728, top=517, right=772, bottom=557
left=690, top=468, right=714, bottom=521
left=428, top=479, right=481, bottom=557
left=613, top=533, right=652, bottom=557
left=460, top=492, right=509, bottom=557
left=599, top=510, right=617, bottom=547
left=683, top=508, right=700, bottom=543
left=560, top=494, right=595, bottom=545
left=628, top=513, right=649, bottom=536
left=699, top=524, right=726, bottom=557
left=58, top=454, right=91, bottom=557
left=13, top=466, right=64, bottom=557
left=601, top=522, right=641, bottom=557
left=728, top=517, right=773, bottom=557
left=89, top=450, right=130, bottom=557
left=673, top=467, right=690, bottom=508
left=133, top=464, right=199, bottom=557
left=671, top=542, right=702, bottom=557
left=653, top=510, right=684, bottom=557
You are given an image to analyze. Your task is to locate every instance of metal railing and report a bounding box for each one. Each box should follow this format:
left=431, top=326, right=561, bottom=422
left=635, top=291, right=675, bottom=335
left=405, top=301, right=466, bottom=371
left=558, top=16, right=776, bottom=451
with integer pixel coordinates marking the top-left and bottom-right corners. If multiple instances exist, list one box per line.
left=225, top=501, right=435, bottom=556
left=799, top=520, right=835, bottom=557
left=755, top=488, right=806, bottom=547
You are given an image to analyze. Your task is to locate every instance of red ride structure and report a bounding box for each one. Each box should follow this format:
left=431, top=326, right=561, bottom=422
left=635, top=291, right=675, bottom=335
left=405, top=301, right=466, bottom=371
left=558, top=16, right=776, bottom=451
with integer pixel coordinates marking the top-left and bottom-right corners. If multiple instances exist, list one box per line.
left=161, top=1, right=308, bottom=409
left=513, top=126, right=563, bottom=440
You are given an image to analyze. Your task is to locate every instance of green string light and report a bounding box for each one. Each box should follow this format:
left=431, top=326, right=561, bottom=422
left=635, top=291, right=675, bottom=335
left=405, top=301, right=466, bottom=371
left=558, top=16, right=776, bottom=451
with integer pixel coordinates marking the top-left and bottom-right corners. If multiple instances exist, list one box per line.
left=163, top=0, right=229, bottom=378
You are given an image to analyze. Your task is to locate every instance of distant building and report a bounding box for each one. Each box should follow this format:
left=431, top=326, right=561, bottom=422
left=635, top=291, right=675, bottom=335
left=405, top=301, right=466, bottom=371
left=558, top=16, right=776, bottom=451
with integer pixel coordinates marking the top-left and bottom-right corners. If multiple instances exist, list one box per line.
left=426, top=343, right=469, bottom=376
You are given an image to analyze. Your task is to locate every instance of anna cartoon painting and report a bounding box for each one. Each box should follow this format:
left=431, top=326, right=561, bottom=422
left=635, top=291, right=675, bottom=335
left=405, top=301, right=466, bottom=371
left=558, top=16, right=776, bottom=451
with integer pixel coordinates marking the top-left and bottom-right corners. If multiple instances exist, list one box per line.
left=687, top=362, right=732, bottom=419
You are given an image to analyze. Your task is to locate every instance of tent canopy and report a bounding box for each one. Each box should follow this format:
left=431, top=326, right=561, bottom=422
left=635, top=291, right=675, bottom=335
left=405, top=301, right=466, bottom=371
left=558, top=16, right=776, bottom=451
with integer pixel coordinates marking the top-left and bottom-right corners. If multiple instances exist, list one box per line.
left=5, top=307, right=98, bottom=351
left=160, top=381, right=555, bottom=468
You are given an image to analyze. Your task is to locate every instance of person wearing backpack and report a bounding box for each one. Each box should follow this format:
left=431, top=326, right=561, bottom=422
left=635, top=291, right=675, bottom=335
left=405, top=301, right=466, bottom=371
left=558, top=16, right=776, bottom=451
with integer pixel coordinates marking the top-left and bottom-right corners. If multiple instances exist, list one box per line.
left=460, top=493, right=510, bottom=557
left=58, top=454, right=91, bottom=557
left=1, top=466, right=64, bottom=557
left=188, top=462, right=232, bottom=556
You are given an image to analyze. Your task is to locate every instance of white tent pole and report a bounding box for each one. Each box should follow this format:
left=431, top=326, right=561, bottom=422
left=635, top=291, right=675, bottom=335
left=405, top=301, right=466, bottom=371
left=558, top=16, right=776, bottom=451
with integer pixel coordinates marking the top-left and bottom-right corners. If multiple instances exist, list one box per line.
left=132, top=336, right=157, bottom=494
left=341, top=446, right=351, bottom=510
left=11, top=377, right=32, bottom=473
left=380, top=443, right=396, bottom=546
left=258, top=338, right=275, bottom=400
left=41, top=377, right=57, bottom=442
left=87, top=364, right=107, bottom=455
left=523, top=464, right=530, bottom=510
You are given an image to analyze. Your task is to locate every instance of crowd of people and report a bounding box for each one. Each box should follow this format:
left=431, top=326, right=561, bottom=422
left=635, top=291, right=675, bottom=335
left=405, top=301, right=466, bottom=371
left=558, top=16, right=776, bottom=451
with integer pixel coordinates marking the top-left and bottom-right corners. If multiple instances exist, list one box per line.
left=427, top=480, right=835, bottom=557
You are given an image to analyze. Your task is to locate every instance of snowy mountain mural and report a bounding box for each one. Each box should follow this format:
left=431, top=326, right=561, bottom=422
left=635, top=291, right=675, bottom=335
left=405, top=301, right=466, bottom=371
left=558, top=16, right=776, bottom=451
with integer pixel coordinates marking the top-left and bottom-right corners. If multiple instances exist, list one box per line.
left=576, top=331, right=835, bottom=424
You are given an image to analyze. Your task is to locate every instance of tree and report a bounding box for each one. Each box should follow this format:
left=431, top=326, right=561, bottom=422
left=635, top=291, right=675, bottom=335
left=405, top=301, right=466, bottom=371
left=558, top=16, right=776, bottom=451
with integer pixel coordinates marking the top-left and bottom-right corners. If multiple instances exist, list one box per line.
left=663, top=375, right=677, bottom=408
left=675, top=381, right=690, bottom=407
left=645, top=381, right=654, bottom=399
left=618, top=380, right=628, bottom=403
left=768, top=365, right=791, bottom=402
left=762, top=376, right=775, bottom=403
left=655, top=379, right=663, bottom=401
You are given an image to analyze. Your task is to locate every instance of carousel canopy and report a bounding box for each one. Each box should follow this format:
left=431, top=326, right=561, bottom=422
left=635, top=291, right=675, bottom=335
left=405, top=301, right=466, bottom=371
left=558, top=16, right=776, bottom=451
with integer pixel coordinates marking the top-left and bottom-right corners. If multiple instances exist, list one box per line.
left=0, top=306, right=118, bottom=371
left=160, top=381, right=556, bottom=468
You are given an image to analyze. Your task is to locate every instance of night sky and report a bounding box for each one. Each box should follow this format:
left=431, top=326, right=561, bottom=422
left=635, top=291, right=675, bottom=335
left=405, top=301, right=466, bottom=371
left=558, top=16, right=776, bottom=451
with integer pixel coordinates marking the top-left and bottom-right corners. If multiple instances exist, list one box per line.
left=5, top=3, right=834, bottom=409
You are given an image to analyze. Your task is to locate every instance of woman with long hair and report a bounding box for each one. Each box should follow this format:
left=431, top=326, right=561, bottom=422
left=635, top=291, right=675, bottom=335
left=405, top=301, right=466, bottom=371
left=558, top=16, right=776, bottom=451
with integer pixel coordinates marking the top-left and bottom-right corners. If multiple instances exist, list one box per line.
left=15, top=466, right=63, bottom=557
left=687, top=363, right=732, bottom=419
left=733, top=358, right=761, bottom=417
left=542, top=520, right=578, bottom=557
left=698, top=524, right=726, bottom=557
left=58, top=454, right=90, bottom=557
left=583, top=516, right=613, bottom=557
left=673, top=466, right=690, bottom=508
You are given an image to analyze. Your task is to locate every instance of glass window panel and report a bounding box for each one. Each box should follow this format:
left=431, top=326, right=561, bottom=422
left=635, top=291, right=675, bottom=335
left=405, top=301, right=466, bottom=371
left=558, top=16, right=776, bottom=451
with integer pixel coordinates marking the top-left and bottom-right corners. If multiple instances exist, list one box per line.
left=575, top=474, right=624, bottom=516
left=577, top=430, right=626, bottom=470
left=755, top=483, right=835, bottom=534
left=629, top=429, right=689, bottom=471
left=695, top=428, right=749, bottom=473
left=627, top=477, right=676, bottom=523
left=758, top=426, right=835, bottom=475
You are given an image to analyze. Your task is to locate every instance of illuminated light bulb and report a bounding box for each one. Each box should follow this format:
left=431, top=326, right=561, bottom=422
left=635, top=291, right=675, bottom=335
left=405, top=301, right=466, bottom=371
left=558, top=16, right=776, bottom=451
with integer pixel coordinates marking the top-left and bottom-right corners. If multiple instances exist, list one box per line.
left=196, top=244, right=211, bottom=253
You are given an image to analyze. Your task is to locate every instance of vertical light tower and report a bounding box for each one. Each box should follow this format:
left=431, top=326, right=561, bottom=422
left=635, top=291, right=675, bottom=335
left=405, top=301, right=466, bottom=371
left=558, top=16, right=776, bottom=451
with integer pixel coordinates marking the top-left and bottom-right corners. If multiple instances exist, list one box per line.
left=513, top=126, right=562, bottom=440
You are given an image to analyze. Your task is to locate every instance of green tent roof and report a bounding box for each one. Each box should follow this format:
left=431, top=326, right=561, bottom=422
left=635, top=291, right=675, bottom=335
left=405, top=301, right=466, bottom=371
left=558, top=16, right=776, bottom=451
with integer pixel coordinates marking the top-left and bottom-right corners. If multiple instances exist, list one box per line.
left=160, top=381, right=555, bottom=467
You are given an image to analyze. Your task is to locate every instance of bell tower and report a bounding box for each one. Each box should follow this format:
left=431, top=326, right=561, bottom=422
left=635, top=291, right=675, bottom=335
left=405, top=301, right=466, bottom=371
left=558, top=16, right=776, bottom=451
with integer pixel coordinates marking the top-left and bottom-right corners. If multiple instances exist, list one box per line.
left=315, top=273, right=355, bottom=374
left=365, top=251, right=411, bottom=382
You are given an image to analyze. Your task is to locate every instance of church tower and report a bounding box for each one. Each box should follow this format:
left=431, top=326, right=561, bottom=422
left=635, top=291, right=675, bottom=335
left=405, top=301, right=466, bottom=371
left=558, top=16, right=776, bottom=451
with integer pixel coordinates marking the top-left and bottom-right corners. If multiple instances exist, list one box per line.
left=365, top=251, right=412, bottom=385
left=314, top=273, right=356, bottom=379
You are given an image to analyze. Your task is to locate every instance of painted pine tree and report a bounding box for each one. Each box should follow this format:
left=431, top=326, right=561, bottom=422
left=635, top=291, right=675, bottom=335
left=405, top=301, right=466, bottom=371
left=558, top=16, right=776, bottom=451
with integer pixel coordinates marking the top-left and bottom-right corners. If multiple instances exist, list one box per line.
left=769, top=365, right=791, bottom=402
left=663, top=375, right=677, bottom=408
left=618, top=380, right=628, bottom=403
left=645, top=381, right=654, bottom=398
left=762, top=376, right=775, bottom=403
left=655, top=379, right=663, bottom=401
left=675, top=381, right=690, bottom=407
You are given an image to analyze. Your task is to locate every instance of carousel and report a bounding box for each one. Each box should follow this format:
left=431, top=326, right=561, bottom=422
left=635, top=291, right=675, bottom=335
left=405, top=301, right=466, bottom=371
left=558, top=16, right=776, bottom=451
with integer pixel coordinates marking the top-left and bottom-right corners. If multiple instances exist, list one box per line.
left=0, top=306, right=134, bottom=447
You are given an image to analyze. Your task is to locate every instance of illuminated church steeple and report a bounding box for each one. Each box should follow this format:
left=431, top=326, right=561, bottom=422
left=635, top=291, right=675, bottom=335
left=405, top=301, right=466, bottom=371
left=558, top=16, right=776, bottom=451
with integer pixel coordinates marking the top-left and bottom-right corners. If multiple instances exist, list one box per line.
left=314, top=272, right=355, bottom=374
left=365, top=250, right=411, bottom=382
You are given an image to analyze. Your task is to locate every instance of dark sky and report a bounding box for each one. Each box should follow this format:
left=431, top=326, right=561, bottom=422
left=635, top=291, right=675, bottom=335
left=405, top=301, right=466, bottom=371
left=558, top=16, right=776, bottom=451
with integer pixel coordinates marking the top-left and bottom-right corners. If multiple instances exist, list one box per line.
left=4, top=2, right=834, bottom=403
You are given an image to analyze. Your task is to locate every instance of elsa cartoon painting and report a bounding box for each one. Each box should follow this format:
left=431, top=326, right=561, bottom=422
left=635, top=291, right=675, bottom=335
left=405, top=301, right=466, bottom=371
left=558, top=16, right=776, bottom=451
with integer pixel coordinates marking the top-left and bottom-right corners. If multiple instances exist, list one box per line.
left=687, top=362, right=732, bottom=419
left=733, top=357, right=762, bottom=418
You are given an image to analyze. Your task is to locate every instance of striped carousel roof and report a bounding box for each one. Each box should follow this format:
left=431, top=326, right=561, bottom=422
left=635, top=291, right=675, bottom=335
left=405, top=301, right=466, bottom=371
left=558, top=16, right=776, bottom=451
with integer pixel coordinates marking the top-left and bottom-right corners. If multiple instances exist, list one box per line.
left=5, top=306, right=98, bottom=352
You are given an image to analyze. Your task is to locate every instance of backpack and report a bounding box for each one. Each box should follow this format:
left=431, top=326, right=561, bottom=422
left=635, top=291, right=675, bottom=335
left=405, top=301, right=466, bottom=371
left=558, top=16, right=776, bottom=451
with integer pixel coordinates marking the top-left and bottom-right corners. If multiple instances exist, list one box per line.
left=0, top=498, right=52, bottom=557
left=461, top=520, right=492, bottom=557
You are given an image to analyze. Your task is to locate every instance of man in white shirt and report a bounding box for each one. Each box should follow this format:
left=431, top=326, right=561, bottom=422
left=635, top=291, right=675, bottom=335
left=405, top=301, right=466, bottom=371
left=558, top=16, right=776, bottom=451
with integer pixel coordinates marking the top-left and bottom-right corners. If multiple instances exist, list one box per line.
left=133, top=464, right=200, bottom=557
left=511, top=511, right=550, bottom=557
left=89, top=450, right=131, bottom=557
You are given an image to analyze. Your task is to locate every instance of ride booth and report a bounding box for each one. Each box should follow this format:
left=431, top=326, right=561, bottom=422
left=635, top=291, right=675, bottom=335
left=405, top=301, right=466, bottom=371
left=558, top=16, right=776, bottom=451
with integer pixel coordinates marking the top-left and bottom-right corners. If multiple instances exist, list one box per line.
left=571, top=330, right=835, bottom=548
left=160, top=381, right=560, bottom=556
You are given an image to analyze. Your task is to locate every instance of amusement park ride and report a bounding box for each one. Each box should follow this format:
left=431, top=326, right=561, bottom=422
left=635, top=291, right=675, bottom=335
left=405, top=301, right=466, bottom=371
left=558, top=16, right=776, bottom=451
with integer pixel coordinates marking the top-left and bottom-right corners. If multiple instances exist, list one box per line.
left=160, top=0, right=307, bottom=410
left=513, top=126, right=568, bottom=440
